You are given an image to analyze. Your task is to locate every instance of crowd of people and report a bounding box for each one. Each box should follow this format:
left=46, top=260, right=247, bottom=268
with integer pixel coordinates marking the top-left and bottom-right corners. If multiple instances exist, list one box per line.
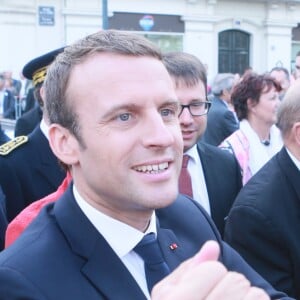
left=0, top=30, right=299, bottom=299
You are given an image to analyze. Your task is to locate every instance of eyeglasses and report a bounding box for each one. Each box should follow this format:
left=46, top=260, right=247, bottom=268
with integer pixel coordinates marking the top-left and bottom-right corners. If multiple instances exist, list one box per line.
left=178, top=101, right=211, bottom=117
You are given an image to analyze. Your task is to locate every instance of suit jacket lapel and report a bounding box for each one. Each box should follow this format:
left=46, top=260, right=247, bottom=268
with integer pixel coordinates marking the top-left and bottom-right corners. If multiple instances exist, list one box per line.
left=54, top=186, right=146, bottom=299
left=81, top=235, right=147, bottom=299
left=157, top=228, right=187, bottom=272
left=196, top=143, right=215, bottom=210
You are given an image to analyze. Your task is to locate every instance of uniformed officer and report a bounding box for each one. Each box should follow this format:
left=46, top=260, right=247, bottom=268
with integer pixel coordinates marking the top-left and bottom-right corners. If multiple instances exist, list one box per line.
left=0, top=48, right=66, bottom=222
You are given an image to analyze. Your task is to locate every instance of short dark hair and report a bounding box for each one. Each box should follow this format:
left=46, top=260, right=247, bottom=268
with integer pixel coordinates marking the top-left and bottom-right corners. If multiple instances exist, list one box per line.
left=162, top=52, right=207, bottom=95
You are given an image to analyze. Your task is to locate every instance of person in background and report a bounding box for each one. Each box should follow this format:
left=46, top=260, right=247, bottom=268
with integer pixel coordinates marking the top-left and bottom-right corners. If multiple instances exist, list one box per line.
left=0, top=48, right=66, bottom=222
left=202, top=73, right=239, bottom=146
left=0, top=127, right=10, bottom=146
left=220, top=72, right=283, bottom=185
left=162, top=52, right=242, bottom=237
left=293, top=50, right=300, bottom=80
left=224, top=79, right=300, bottom=299
left=2, top=71, right=21, bottom=99
left=13, top=53, right=52, bottom=136
left=269, top=67, right=290, bottom=101
left=0, top=74, right=15, bottom=120
left=0, top=30, right=288, bottom=300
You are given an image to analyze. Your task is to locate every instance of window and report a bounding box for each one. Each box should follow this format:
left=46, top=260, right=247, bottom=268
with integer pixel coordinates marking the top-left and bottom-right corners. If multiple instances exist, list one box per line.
left=219, top=30, right=250, bottom=75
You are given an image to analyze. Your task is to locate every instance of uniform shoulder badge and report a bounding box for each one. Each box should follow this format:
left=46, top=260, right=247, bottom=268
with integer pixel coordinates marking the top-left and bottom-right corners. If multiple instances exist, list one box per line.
left=0, top=136, right=29, bottom=156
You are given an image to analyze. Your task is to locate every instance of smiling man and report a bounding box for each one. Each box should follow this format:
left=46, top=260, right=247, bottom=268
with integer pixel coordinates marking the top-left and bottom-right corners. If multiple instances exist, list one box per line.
left=0, top=30, right=290, bottom=299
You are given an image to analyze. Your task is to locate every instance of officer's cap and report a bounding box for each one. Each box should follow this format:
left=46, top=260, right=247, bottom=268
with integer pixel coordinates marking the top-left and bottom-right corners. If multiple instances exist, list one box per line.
left=22, top=47, right=65, bottom=87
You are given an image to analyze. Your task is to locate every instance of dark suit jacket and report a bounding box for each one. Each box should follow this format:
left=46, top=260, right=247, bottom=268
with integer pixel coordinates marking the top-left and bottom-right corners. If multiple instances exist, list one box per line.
left=224, top=147, right=300, bottom=299
left=14, top=106, right=42, bottom=136
left=197, top=142, right=242, bottom=236
left=2, top=89, right=15, bottom=119
left=0, top=126, right=66, bottom=221
left=0, top=186, right=290, bottom=299
left=202, top=97, right=239, bottom=146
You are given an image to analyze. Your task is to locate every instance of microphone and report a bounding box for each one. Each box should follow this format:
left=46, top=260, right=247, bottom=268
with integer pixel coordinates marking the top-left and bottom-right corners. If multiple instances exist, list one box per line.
left=261, top=140, right=270, bottom=146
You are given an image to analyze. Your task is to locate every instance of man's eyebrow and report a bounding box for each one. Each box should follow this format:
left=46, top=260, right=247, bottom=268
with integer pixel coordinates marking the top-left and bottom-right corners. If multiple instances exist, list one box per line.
left=161, top=99, right=180, bottom=106
left=101, top=103, right=140, bottom=119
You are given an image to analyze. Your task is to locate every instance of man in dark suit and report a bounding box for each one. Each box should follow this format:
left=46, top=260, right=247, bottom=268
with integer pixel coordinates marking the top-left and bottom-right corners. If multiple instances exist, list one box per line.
left=0, top=74, right=15, bottom=120
left=202, top=73, right=239, bottom=146
left=0, top=30, right=286, bottom=299
left=0, top=48, right=66, bottom=221
left=224, top=80, right=300, bottom=299
left=162, top=53, right=242, bottom=237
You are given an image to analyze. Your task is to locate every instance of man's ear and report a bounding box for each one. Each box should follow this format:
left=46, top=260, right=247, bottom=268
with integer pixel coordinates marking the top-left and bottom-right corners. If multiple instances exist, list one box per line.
left=48, top=124, right=79, bottom=166
left=294, top=122, right=300, bottom=146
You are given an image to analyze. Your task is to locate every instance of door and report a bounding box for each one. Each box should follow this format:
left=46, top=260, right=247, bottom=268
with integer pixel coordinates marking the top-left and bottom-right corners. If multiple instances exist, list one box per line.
left=219, top=30, right=250, bottom=75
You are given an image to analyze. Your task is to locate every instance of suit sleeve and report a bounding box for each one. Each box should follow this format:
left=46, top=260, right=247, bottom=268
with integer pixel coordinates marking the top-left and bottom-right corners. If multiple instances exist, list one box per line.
left=220, top=242, right=292, bottom=299
left=224, top=204, right=295, bottom=297
left=188, top=199, right=291, bottom=299
left=0, top=267, right=46, bottom=299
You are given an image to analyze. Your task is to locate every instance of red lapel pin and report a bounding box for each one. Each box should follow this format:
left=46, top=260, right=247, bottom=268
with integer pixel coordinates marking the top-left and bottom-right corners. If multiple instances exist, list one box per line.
left=169, top=243, right=178, bottom=250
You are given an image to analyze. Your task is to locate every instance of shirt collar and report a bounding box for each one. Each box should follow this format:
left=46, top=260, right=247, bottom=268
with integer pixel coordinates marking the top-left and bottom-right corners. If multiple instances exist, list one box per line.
left=184, top=144, right=200, bottom=164
left=286, top=147, right=300, bottom=171
left=73, top=185, right=157, bottom=258
left=40, top=118, right=49, bottom=140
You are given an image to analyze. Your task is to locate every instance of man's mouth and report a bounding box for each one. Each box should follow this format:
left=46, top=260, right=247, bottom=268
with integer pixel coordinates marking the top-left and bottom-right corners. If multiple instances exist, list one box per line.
left=133, top=162, right=169, bottom=174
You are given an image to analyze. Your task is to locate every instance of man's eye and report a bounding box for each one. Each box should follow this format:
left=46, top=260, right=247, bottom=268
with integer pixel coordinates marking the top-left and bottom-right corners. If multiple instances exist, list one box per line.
left=191, top=102, right=204, bottom=107
left=161, top=109, right=175, bottom=117
left=118, top=113, right=131, bottom=121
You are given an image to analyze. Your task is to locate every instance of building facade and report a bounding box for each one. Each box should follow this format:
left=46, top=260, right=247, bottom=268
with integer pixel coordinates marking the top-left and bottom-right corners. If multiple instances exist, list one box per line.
left=1, top=0, right=300, bottom=81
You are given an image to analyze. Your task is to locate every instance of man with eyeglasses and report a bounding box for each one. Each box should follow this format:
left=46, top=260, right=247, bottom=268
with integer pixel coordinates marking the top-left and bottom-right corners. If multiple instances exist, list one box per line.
left=162, top=52, right=242, bottom=237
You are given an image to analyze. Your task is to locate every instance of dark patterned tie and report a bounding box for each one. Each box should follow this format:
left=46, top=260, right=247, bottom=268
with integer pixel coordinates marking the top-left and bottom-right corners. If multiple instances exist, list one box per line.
left=178, top=155, right=193, bottom=198
left=134, top=233, right=170, bottom=293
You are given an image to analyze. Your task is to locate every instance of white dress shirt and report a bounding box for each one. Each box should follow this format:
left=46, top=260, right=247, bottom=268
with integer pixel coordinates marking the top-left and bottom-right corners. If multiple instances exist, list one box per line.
left=286, top=147, right=300, bottom=171
left=185, top=145, right=211, bottom=215
left=40, top=118, right=49, bottom=140
left=73, top=185, right=157, bottom=299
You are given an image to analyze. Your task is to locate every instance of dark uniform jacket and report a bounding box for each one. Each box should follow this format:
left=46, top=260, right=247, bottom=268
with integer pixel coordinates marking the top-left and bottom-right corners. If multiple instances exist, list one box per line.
left=0, top=126, right=65, bottom=221
left=0, top=187, right=290, bottom=299
left=14, top=106, right=42, bottom=137
left=224, top=147, right=300, bottom=299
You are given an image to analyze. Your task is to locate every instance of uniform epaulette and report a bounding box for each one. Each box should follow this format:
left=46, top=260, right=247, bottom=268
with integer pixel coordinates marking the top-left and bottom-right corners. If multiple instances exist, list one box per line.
left=0, top=136, right=29, bottom=156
